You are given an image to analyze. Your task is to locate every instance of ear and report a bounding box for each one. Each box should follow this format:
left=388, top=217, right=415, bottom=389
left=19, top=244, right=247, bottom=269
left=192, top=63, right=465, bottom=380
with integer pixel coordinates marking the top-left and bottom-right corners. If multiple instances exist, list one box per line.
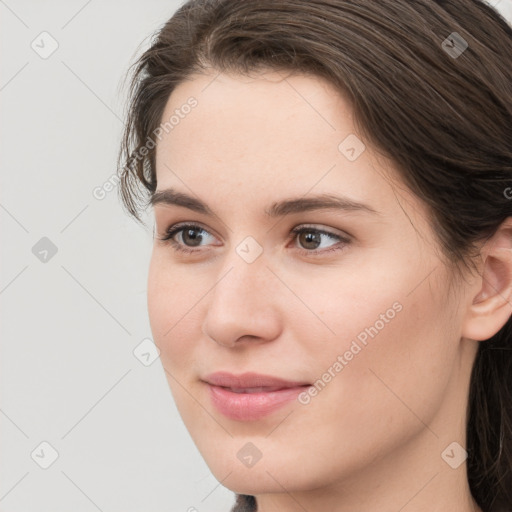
left=461, top=217, right=512, bottom=341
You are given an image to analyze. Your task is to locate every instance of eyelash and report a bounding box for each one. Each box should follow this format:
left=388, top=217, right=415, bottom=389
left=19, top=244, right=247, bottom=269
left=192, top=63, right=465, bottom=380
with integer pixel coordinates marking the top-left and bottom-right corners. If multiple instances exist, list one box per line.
left=157, top=223, right=351, bottom=257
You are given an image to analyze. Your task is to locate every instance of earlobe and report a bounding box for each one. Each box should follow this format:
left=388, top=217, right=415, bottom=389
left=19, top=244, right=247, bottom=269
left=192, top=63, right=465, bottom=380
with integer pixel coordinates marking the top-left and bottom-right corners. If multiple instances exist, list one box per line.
left=461, top=219, right=512, bottom=342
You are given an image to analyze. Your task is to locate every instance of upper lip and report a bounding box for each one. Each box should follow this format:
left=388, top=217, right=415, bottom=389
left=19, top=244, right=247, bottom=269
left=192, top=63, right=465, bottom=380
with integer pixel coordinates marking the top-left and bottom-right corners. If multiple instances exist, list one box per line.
left=203, top=371, right=310, bottom=389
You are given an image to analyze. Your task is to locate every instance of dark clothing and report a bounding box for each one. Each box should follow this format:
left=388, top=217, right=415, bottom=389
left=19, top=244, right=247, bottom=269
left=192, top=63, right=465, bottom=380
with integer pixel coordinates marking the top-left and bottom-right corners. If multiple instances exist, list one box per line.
left=230, top=494, right=257, bottom=512
left=230, top=493, right=509, bottom=511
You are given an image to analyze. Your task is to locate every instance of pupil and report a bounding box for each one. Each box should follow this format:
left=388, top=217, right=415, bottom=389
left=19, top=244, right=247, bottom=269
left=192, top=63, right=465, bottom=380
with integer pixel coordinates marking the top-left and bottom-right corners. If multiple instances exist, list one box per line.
left=300, top=231, right=320, bottom=249
left=184, top=228, right=202, bottom=246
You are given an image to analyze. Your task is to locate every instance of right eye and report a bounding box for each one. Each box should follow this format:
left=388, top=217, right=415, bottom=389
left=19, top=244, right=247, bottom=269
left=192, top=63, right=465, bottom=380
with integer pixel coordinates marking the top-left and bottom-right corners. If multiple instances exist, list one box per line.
left=158, top=223, right=218, bottom=254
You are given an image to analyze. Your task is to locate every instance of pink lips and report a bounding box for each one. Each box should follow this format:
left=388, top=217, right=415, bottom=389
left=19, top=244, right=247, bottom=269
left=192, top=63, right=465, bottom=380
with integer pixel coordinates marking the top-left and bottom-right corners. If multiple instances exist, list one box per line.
left=203, top=371, right=311, bottom=421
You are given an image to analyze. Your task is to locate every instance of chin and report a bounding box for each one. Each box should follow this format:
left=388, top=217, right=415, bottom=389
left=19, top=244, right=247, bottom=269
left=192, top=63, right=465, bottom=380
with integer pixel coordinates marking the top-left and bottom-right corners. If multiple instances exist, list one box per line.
left=210, top=465, right=296, bottom=496
left=196, top=439, right=336, bottom=497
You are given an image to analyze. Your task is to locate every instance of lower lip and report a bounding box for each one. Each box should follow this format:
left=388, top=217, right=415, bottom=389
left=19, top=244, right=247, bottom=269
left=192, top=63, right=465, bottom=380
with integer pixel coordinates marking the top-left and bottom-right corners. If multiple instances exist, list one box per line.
left=206, top=383, right=309, bottom=421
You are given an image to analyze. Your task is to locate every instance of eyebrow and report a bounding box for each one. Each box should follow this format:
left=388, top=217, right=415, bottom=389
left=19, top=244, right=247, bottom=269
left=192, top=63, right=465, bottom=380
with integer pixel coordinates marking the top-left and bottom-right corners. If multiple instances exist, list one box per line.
left=149, top=188, right=380, bottom=217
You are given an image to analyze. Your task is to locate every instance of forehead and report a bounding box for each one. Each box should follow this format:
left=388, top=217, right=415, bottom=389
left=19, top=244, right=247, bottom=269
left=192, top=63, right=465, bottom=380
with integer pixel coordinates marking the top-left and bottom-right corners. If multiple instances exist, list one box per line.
left=153, top=69, right=416, bottom=223
left=157, top=70, right=350, bottom=160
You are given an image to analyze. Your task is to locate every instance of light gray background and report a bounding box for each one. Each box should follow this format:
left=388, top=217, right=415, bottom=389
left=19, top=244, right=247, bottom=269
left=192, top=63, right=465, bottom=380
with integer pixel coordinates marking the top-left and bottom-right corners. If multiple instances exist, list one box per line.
left=1, top=1, right=234, bottom=511
left=1, top=1, right=511, bottom=511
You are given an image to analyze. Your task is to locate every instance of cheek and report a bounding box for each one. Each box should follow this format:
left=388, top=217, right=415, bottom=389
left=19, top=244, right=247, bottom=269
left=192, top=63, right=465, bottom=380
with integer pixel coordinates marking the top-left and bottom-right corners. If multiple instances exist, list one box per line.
left=147, top=254, right=214, bottom=381
left=147, top=256, right=189, bottom=357
left=309, top=284, right=456, bottom=443
left=301, top=259, right=454, bottom=402
left=147, top=256, right=171, bottom=339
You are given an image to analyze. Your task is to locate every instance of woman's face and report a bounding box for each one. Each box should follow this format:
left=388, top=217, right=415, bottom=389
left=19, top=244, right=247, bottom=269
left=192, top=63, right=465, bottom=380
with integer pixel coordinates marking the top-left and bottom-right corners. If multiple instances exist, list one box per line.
left=148, top=70, right=478, bottom=500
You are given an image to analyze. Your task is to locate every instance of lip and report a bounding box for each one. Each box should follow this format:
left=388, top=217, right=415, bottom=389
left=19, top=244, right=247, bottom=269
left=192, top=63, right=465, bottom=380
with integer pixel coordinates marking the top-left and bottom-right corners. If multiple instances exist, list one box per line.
left=202, top=372, right=311, bottom=421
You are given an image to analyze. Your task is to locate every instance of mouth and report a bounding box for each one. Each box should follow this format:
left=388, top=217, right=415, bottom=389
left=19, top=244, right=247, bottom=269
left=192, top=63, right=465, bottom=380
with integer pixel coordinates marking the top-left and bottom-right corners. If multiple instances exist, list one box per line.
left=222, top=386, right=288, bottom=393
left=202, top=372, right=311, bottom=421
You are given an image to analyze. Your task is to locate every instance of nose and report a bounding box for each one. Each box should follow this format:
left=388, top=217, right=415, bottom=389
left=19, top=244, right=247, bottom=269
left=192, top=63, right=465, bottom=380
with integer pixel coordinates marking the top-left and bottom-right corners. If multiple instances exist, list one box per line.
left=202, top=252, right=282, bottom=348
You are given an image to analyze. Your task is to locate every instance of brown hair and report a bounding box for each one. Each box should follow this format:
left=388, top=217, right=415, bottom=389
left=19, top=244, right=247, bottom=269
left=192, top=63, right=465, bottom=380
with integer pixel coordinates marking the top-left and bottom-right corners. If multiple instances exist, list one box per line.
left=117, top=1, right=512, bottom=510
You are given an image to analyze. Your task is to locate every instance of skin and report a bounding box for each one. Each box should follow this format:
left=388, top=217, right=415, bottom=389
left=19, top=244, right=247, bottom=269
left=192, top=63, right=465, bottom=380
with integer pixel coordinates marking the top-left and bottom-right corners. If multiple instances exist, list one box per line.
left=147, top=68, right=512, bottom=512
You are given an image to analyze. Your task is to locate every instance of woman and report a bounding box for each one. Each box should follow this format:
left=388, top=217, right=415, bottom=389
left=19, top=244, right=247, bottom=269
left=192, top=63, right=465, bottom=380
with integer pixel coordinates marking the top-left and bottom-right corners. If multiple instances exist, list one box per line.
left=117, top=1, right=512, bottom=510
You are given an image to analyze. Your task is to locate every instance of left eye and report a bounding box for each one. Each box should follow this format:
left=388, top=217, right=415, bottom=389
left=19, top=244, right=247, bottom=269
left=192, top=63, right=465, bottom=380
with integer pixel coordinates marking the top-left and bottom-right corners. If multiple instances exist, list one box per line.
left=290, top=226, right=344, bottom=252
left=158, top=224, right=349, bottom=255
